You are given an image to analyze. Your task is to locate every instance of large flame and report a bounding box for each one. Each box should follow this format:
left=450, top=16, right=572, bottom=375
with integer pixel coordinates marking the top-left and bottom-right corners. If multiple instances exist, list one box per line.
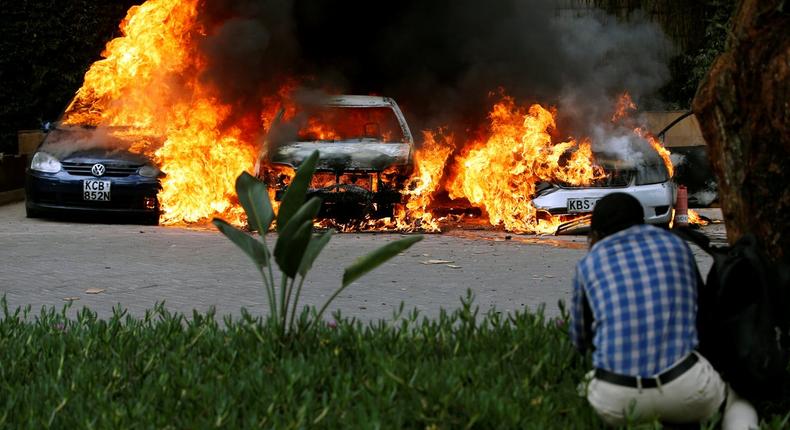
left=60, top=0, right=685, bottom=233
left=395, top=130, right=454, bottom=232
left=445, top=97, right=604, bottom=233
left=62, top=0, right=257, bottom=225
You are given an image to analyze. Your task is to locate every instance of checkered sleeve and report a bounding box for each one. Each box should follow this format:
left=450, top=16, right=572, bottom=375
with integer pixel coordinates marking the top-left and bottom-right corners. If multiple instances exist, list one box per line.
left=569, top=264, right=588, bottom=353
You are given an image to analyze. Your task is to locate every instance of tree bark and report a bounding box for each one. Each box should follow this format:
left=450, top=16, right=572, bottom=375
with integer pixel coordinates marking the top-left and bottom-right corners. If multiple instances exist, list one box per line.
left=692, top=0, right=790, bottom=260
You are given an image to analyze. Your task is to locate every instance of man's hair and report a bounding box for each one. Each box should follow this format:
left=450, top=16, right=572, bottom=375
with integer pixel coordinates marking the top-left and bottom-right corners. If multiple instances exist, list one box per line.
left=590, top=193, right=645, bottom=238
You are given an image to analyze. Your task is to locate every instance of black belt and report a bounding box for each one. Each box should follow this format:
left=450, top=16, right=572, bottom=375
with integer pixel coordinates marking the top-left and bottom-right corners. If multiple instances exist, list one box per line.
left=594, top=352, right=699, bottom=389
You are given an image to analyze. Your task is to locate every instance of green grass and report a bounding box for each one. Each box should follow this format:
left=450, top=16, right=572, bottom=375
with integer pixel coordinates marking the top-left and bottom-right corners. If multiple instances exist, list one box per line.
left=0, top=296, right=787, bottom=429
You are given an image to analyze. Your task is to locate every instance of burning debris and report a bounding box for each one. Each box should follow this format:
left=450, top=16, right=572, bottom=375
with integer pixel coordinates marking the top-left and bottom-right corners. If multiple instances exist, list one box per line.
left=53, top=0, right=688, bottom=234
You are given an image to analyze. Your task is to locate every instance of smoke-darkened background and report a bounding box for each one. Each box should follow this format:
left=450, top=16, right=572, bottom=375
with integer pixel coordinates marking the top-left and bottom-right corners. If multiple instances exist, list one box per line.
left=1, top=0, right=735, bottom=152
left=196, top=0, right=670, bottom=137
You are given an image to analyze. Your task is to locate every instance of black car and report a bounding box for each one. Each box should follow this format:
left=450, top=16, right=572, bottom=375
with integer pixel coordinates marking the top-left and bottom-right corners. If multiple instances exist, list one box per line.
left=25, top=126, right=162, bottom=225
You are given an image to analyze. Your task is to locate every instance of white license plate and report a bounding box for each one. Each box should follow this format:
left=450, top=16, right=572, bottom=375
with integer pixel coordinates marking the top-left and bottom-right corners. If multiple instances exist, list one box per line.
left=83, top=180, right=111, bottom=201
left=567, top=198, right=598, bottom=213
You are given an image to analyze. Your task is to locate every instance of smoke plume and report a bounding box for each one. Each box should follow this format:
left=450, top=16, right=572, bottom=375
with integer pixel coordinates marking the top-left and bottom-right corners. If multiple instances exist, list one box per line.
left=195, top=0, right=672, bottom=138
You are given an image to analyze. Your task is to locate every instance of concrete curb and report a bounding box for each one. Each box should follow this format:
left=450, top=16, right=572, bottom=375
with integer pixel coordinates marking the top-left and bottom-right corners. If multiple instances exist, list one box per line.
left=0, top=189, right=24, bottom=206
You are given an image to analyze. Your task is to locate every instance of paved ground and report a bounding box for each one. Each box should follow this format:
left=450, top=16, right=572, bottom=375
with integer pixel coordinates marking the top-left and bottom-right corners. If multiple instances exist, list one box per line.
left=0, top=202, right=724, bottom=322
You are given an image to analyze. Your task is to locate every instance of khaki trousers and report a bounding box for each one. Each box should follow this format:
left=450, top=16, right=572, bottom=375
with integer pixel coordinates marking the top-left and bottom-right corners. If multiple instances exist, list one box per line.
left=585, top=352, right=726, bottom=426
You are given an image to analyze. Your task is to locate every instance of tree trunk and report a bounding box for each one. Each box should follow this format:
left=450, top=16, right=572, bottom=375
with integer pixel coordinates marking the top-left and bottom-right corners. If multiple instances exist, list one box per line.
left=692, top=0, right=790, bottom=260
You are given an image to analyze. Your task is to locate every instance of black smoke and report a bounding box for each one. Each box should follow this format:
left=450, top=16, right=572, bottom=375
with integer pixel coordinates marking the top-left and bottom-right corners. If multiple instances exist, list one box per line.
left=196, top=0, right=671, bottom=139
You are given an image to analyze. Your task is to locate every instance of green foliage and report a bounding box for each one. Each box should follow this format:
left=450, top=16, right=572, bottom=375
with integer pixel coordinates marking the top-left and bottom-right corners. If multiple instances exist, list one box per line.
left=683, top=0, right=736, bottom=96
left=2, top=296, right=787, bottom=428
left=661, top=0, right=737, bottom=107
left=589, top=0, right=738, bottom=107
left=235, top=171, right=275, bottom=234
left=276, top=151, right=319, bottom=233
left=213, top=151, right=422, bottom=336
left=0, top=296, right=599, bottom=428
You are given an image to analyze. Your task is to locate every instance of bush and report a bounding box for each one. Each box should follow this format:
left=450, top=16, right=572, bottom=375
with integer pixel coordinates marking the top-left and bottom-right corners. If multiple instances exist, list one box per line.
left=3, top=296, right=789, bottom=428
left=0, top=295, right=600, bottom=428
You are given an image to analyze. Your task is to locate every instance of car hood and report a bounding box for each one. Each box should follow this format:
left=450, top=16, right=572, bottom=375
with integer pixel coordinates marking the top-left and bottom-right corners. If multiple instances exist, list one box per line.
left=270, top=142, right=411, bottom=171
left=59, top=149, right=151, bottom=166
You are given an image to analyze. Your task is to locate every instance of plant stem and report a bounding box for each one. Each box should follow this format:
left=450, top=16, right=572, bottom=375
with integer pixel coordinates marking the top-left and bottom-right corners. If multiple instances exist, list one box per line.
left=288, top=276, right=307, bottom=332
left=278, top=275, right=288, bottom=335
left=258, top=267, right=277, bottom=322
left=308, top=283, right=351, bottom=332
left=282, top=276, right=296, bottom=333
left=259, top=235, right=278, bottom=322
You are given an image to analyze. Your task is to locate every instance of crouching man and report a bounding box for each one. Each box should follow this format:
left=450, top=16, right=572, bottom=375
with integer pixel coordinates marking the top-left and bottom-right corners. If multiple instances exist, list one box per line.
left=569, top=193, right=756, bottom=428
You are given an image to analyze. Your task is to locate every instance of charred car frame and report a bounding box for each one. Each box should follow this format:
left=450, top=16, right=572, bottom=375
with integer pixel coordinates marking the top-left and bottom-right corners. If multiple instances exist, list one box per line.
left=257, top=95, right=414, bottom=220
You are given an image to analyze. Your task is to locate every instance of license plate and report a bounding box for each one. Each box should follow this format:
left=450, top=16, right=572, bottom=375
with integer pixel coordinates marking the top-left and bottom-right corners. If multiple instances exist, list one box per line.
left=567, top=198, right=598, bottom=213
left=83, top=180, right=111, bottom=201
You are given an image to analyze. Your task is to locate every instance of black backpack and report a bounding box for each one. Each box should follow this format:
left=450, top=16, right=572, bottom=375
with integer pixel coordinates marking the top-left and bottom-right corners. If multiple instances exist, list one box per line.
left=675, top=228, right=790, bottom=402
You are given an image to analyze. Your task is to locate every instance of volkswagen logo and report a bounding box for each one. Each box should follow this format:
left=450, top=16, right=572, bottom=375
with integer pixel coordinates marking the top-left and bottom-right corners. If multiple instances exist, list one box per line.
left=91, top=164, right=106, bottom=177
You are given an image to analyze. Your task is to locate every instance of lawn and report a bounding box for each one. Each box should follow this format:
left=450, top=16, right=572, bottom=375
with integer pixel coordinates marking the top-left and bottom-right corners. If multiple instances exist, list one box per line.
left=0, top=296, right=787, bottom=429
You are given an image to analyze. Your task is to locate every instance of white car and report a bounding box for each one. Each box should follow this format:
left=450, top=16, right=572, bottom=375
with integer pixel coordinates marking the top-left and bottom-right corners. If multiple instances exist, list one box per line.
left=532, top=149, right=675, bottom=227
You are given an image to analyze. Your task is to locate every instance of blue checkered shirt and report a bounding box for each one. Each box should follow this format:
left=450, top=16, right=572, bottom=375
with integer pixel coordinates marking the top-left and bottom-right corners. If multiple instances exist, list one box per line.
left=569, top=224, right=698, bottom=377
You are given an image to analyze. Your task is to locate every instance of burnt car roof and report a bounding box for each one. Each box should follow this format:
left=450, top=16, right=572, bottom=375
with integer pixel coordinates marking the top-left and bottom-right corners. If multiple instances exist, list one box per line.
left=322, top=95, right=397, bottom=108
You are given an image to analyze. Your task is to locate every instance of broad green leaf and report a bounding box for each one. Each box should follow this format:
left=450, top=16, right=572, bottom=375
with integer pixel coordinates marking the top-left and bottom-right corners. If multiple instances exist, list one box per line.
left=273, top=198, right=322, bottom=278
left=298, top=231, right=334, bottom=277
left=275, top=220, right=313, bottom=278
left=273, top=197, right=322, bottom=258
left=342, top=236, right=423, bottom=287
left=212, top=218, right=269, bottom=268
left=277, top=151, right=320, bottom=233
left=235, top=172, right=274, bottom=234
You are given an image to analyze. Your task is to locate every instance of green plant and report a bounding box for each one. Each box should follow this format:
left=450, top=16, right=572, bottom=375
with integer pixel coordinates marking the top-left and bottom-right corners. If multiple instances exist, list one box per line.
left=212, top=151, right=422, bottom=336
left=3, top=294, right=790, bottom=428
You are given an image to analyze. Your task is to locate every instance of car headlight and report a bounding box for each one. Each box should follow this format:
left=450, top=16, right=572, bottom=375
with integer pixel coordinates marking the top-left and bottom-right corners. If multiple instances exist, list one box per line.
left=138, top=165, right=161, bottom=178
left=30, top=152, right=61, bottom=173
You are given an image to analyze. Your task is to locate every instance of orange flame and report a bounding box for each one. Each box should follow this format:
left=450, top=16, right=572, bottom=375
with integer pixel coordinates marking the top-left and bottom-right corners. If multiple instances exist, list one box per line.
left=394, top=130, right=454, bottom=231
left=635, top=127, right=675, bottom=178
left=446, top=96, right=604, bottom=233
left=688, top=209, right=709, bottom=226
left=611, top=93, right=674, bottom=178
left=61, top=0, right=680, bottom=234
left=61, top=0, right=269, bottom=225
left=611, top=92, right=637, bottom=123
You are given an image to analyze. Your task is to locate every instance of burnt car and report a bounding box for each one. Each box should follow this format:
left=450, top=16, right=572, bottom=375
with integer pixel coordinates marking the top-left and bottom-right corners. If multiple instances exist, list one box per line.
left=25, top=125, right=162, bottom=225
left=532, top=145, right=675, bottom=226
left=258, top=95, right=414, bottom=219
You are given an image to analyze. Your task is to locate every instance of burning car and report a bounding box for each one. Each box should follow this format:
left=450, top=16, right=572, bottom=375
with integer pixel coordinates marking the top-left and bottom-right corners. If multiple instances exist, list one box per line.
left=532, top=145, right=674, bottom=226
left=258, top=95, right=414, bottom=219
left=25, top=125, right=162, bottom=225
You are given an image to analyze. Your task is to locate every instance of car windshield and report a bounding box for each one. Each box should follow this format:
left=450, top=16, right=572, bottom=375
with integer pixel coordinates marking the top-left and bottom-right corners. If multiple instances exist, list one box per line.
left=295, top=106, right=405, bottom=143
left=554, top=148, right=670, bottom=188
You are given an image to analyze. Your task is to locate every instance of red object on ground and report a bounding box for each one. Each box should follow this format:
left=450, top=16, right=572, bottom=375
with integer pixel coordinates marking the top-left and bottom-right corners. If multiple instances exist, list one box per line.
left=675, top=185, right=689, bottom=227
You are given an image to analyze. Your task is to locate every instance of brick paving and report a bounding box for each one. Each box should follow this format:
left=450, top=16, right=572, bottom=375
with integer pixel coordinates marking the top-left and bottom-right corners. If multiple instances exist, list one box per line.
left=0, top=202, right=720, bottom=321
